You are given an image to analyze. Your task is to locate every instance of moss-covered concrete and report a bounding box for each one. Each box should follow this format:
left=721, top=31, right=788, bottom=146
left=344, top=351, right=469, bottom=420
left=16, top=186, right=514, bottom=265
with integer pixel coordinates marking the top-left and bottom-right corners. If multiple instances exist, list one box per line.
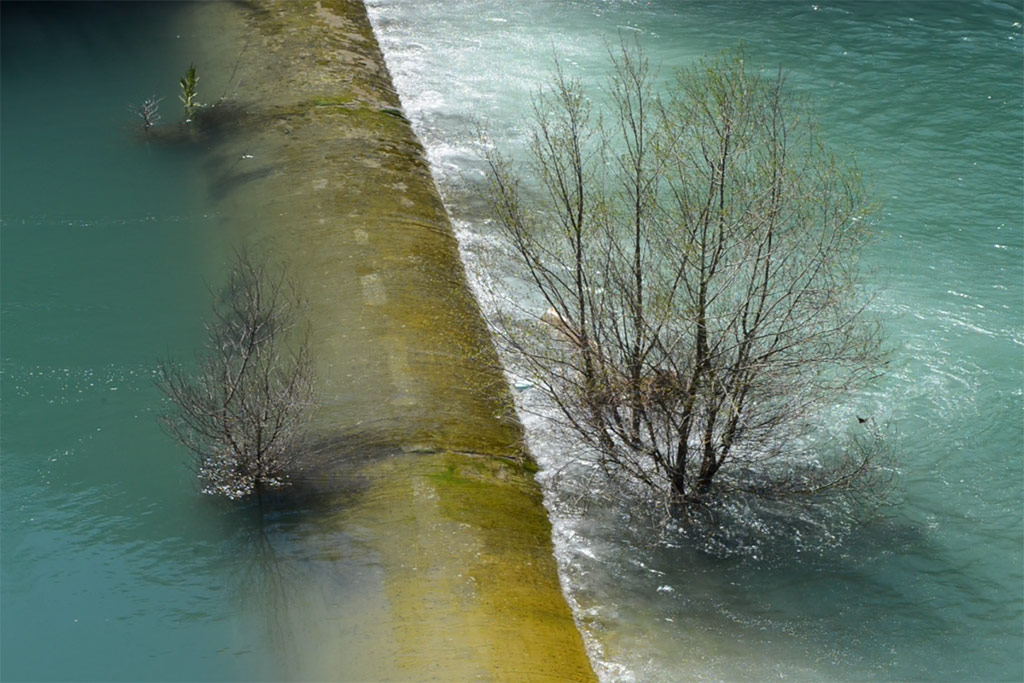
left=187, top=0, right=595, bottom=679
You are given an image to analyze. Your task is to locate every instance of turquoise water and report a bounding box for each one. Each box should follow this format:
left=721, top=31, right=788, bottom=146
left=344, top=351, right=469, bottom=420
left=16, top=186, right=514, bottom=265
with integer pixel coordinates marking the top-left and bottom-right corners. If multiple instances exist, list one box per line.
left=3, top=2, right=1021, bottom=681
left=366, top=1, right=1023, bottom=680
left=0, top=3, right=281, bottom=680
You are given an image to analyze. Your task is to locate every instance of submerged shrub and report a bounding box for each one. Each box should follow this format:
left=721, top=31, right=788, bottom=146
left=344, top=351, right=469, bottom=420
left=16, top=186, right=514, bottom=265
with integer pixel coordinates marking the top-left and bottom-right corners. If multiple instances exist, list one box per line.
left=156, top=251, right=315, bottom=503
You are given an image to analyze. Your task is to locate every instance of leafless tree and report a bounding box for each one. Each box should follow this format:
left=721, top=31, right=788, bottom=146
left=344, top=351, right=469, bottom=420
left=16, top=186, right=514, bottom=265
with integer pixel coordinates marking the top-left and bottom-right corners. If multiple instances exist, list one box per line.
left=130, top=95, right=163, bottom=132
left=485, top=43, right=889, bottom=509
left=157, top=251, right=315, bottom=504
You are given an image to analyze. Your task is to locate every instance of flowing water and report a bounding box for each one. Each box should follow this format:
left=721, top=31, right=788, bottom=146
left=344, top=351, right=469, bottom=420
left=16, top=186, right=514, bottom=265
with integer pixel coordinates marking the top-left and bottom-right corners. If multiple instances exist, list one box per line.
left=3, top=1, right=1021, bottom=681
left=365, top=1, right=1024, bottom=680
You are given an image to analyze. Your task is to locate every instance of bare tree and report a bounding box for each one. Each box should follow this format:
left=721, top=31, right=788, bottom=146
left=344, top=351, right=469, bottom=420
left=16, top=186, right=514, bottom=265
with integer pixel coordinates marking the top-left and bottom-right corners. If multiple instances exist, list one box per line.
left=157, top=251, right=315, bottom=504
left=130, top=96, right=163, bottom=132
left=486, top=44, right=888, bottom=508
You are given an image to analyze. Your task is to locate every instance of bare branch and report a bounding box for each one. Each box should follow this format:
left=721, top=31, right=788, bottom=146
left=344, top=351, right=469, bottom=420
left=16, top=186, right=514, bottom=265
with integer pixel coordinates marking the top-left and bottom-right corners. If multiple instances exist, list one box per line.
left=156, top=250, right=315, bottom=502
left=484, top=43, right=889, bottom=517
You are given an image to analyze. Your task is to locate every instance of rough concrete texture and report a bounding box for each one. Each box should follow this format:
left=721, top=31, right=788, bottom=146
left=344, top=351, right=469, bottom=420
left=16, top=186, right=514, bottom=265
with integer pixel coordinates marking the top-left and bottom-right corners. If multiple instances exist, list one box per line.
left=186, top=1, right=596, bottom=679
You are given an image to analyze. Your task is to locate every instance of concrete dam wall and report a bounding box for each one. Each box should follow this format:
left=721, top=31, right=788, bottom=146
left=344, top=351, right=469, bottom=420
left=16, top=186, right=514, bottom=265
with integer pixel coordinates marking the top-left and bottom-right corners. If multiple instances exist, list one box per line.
left=187, top=1, right=595, bottom=679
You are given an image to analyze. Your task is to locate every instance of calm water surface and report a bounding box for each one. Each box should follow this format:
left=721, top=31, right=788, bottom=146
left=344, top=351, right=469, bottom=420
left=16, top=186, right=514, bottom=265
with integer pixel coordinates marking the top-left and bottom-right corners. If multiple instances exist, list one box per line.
left=0, top=3, right=351, bottom=680
left=3, top=1, right=1021, bottom=681
left=366, top=1, right=1023, bottom=680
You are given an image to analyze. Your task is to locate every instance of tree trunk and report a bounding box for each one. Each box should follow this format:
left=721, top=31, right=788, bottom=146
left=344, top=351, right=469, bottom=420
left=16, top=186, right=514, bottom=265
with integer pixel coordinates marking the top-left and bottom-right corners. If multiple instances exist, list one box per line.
left=668, top=463, right=688, bottom=501
left=695, top=459, right=718, bottom=497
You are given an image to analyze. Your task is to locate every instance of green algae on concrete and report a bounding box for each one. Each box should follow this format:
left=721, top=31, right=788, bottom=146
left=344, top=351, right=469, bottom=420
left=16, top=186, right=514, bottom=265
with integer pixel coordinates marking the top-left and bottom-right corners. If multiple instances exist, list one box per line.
left=187, top=0, right=595, bottom=679
left=314, top=452, right=597, bottom=681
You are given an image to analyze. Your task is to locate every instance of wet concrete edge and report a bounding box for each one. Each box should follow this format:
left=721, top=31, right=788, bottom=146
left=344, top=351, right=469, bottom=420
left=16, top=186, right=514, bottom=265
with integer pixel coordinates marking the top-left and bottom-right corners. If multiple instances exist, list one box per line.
left=192, top=0, right=596, bottom=679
